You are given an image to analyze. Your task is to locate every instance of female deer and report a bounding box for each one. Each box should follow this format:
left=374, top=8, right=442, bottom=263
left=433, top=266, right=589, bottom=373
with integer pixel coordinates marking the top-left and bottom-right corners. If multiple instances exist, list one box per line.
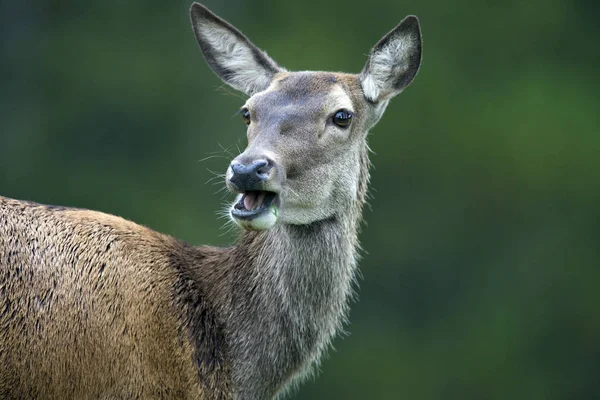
left=0, top=3, right=422, bottom=399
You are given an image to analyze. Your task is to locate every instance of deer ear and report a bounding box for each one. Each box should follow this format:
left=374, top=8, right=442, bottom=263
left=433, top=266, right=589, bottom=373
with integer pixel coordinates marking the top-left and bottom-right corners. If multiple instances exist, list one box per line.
left=190, top=3, right=284, bottom=96
left=360, top=16, right=422, bottom=103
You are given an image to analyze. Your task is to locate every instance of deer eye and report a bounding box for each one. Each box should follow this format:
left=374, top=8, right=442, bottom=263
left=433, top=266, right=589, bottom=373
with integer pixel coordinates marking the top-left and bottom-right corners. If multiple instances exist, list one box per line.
left=332, top=109, right=353, bottom=128
left=241, top=108, right=251, bottom=125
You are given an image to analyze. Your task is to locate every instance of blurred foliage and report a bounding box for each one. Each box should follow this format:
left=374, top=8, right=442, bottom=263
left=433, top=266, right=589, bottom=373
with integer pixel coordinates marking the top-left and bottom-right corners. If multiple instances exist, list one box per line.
left=1, top=0, right=599, bottom=399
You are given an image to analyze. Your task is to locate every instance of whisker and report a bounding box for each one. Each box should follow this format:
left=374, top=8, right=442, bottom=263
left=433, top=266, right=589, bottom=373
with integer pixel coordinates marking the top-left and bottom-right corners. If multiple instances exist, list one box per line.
left=216, top=203, right=241, bottom=238
left=215, top=84, right=247, bottom=101
left=204, top=169, right=226, bottom=185
left=214, top=187, right=231, bottom=198
left=198, top=154, right=230, bottom=163
left=205, top=171, right=225, bottom=179
left=216, top=142, right=236, bottom=158
left=205, top=176, right=223, bottom=185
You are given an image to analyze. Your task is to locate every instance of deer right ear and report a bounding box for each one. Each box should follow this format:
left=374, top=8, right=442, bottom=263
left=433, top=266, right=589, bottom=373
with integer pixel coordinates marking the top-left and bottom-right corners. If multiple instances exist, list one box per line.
left=190, top=3, right=284, bottom=96
left=360, top=16, right=422, bottom=103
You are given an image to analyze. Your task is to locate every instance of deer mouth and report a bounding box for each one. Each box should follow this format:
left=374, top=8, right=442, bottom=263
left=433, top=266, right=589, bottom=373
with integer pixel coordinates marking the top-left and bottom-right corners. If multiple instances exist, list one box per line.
left=231, top=191, right=279, bottom=222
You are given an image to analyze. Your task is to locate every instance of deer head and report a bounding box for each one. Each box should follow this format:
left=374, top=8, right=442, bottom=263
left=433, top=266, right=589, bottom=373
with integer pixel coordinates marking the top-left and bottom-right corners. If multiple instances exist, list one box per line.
left=190, top=3, right=422, bottom=231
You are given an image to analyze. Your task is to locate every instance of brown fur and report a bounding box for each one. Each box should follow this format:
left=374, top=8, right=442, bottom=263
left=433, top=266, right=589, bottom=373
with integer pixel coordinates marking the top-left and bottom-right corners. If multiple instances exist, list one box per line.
left=0, top=198, right=232, bottom=399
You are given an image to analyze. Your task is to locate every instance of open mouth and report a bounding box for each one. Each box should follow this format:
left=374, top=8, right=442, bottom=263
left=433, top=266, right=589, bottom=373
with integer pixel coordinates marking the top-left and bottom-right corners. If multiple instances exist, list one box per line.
left=231, top=191, right=278, bottom=221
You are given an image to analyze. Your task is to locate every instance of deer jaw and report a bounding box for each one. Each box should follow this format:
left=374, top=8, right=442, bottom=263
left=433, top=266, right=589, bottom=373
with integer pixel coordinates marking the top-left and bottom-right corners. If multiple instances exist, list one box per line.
left=224, top=72, right=368, bottom=231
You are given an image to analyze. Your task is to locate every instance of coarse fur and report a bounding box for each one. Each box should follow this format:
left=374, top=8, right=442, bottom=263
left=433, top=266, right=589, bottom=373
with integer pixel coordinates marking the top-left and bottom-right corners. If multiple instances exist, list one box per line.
left=0, top=3, right=422, bottom=399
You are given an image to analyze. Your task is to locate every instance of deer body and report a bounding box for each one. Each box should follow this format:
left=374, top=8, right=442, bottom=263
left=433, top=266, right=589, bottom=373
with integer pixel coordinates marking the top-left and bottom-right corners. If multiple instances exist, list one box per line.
left=0, top=200, right=228, bottom=398
left=0, top=3, right=422, bottom=399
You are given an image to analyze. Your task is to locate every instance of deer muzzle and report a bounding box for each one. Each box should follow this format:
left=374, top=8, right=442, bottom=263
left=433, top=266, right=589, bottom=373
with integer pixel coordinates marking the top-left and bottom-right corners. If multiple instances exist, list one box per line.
left=227, top=157, right=281, bottom=230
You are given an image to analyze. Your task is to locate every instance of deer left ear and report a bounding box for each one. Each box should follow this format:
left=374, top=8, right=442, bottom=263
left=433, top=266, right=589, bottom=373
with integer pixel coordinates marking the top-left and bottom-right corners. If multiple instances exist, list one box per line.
left=190, top=3, right=284, bottom=96
left=360, top=16, right=422, bottom=103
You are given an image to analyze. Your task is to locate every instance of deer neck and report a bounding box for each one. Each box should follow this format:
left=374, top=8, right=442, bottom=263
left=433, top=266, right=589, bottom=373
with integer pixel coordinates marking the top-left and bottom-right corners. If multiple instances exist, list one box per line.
left=223, top=145, right=370, bottom=398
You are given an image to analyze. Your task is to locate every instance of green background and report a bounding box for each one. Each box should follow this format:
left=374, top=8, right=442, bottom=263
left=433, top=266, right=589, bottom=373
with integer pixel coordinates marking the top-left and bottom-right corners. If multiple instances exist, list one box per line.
left=1, top=0, right=598, bottom=398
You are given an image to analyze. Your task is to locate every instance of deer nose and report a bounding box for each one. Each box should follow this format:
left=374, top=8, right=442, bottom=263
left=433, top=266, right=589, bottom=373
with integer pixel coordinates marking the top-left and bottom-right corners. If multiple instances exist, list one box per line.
left=228, top=159, right=273, bottom=190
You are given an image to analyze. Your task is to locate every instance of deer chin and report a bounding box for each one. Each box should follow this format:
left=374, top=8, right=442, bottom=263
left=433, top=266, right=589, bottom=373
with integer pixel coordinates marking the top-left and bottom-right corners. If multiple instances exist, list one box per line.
left=230, top=191, right=279, bottom=231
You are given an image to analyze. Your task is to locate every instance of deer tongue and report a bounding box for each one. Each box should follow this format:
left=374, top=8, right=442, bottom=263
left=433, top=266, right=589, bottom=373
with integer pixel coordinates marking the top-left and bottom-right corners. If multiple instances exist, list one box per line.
left=243, top=191, right=266, bottom=211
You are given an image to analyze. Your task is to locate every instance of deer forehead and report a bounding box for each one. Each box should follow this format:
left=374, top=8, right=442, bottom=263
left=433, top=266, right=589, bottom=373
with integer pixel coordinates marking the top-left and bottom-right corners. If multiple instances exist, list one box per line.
left=246, top=72, right=359, bottom=119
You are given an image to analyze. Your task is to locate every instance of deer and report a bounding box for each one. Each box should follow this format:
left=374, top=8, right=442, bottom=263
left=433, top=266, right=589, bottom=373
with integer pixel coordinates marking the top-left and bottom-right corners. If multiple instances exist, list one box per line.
left=0, top=3, right=422, bottom=399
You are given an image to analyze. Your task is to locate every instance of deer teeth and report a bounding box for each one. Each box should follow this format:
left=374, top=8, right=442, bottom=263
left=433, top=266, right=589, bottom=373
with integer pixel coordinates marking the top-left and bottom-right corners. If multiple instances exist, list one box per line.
left=237, top=191, right=277, bottom=213
left=256, top=192, right=266, bottom=210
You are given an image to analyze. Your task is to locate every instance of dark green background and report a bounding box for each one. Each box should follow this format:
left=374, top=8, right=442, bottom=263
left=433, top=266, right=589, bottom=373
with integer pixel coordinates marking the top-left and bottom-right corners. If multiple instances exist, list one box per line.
left=1, top=1, right=599, bottom=399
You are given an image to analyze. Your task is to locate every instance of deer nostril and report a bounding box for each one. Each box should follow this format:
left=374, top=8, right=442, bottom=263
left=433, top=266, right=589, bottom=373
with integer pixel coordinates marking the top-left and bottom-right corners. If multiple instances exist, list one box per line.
left=256, top=159, right=272, bottom=177
left=229, top=159, right=273, bottom=190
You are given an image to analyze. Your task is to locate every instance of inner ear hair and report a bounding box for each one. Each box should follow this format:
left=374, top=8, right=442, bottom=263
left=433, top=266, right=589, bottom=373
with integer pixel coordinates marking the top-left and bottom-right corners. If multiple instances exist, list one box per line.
left=360, top=15, right=422, bottom=103
left=190, top=2, right=284, bottom=96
